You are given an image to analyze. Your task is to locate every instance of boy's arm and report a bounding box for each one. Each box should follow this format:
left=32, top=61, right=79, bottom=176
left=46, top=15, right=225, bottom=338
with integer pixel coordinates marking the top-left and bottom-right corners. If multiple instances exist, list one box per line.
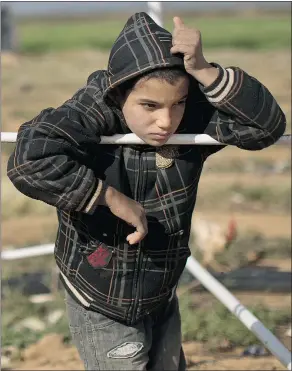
left=7, top=103, right=149, bottom=245
left=171, top=16, right=286, bottom=156
left=7, top=104, right=107, bottom=215
left=200, top=63, right=286, bottom=153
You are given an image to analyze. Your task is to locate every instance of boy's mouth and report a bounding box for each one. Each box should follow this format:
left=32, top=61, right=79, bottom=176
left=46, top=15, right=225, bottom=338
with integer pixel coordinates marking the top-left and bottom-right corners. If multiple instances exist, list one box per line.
left=150, top=133, right=171, bottom=140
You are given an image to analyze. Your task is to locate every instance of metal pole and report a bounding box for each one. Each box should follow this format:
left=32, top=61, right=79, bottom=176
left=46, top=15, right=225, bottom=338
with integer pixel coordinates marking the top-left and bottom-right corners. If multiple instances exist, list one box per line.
left=147, top=2, right=163, bottom=27
left=1, top=244, right=55, bottom=260
left=1, top=132, right=291, bottom=145
left=186, top=256, right=292, bottom=370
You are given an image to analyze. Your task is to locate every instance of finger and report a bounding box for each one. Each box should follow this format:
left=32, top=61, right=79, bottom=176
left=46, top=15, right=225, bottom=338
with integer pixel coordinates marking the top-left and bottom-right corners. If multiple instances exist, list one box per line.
left=170, top=45, right=181, bottom=54
left=173, top=16, right=185, bottom=30
left=127, top=217, right=148, bottom=244
left=126, top=231, right=144, bottom=245
left=170, top=44, right=192, bottom=55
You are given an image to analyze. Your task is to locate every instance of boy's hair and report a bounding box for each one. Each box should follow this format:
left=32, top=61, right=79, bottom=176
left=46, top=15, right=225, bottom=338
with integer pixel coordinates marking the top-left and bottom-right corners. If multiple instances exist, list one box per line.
left=118, top=67, right=189, bottom=97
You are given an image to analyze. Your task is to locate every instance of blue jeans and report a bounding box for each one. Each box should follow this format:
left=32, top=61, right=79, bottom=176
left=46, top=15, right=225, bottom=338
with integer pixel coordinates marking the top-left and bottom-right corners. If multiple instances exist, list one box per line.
left=65, top=291, right=186, bottom=371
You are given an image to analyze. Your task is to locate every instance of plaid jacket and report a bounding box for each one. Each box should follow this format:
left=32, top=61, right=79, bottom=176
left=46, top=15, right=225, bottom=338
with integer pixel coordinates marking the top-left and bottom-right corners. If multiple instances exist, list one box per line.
left=7, top=12, right=286, bottom=325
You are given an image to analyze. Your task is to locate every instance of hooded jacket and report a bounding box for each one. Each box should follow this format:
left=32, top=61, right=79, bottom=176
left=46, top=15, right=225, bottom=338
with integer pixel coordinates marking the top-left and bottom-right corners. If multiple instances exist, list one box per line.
left=7, top=13, right=286, bottom=325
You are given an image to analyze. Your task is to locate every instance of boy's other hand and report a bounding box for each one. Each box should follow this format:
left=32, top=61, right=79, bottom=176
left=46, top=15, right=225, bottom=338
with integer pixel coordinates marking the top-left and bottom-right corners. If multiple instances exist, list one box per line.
left=100, top=185, right=148, bottom=245
left=170, top=16, right=219, bottom=87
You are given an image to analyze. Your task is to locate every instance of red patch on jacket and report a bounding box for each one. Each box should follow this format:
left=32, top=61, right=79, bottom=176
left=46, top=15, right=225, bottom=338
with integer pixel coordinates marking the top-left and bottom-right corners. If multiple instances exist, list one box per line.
left=86, top=244, right=112, bottom=268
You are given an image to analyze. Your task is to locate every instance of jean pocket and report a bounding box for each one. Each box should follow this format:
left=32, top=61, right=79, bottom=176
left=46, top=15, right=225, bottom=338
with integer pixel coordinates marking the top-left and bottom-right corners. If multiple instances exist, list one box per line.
left=65, top=292, right=116, bottom=331
left=65, top=293, right=88, bottom=331
left=85, top=309, right=116, bottom=330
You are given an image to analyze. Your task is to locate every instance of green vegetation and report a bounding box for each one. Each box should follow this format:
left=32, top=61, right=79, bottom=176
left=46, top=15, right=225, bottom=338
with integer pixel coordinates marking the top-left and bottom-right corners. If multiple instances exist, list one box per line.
left=2, top=289, right=71, bottom=350
left=180, top=296, right=291, bottom=348
left=188, top=232, right=291, bottom=272
left=190, top=233, right=292, bottom=270
left=222, top=232, right=292, bottom=259
left=17, top=15, right=291, bottom=54
left=1, top=286, right=290, bottom=352
left=2, top=255, right=55, bottom=281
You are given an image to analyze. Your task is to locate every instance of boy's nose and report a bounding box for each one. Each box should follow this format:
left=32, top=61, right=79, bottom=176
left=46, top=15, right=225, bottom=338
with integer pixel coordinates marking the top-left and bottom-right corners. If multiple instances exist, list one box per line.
left=157, top=111, right=172, bottom=131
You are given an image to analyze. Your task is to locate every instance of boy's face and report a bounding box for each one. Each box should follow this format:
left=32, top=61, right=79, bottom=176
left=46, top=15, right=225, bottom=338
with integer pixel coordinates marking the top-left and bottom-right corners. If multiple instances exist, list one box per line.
left=121, top=76, right=189, bottom=146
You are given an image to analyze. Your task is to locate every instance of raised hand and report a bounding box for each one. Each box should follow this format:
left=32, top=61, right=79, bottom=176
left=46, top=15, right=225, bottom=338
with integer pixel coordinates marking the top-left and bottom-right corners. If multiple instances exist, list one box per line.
left=170, top=16, right=219, bottom=87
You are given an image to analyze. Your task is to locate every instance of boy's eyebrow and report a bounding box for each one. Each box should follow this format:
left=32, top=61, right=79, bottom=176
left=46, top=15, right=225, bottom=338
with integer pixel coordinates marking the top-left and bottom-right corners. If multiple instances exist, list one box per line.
left=138, top=94, right=188, bottom=104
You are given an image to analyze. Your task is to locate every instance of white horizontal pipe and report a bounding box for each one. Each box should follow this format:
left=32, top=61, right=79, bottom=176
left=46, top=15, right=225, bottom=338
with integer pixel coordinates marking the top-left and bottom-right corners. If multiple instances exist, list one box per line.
left=186, top=256, right=292, bottom=370
left=101, top=133, right=221, bottom=145
left=1, top=244, right=54, bottom=260
left=1, top=132, right=291, bottom=145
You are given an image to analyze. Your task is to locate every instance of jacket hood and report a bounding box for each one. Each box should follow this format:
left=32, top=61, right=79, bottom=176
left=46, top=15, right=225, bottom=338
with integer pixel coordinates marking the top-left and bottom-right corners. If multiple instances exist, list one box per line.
left=101, top=12, right=185, bottom=99
left=67, top=12, right=204, bottom=137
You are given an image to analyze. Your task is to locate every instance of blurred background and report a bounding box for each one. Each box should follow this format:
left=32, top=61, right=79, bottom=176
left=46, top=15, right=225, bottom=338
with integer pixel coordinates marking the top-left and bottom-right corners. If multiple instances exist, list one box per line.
left=1, top=2, right=291, bottom=370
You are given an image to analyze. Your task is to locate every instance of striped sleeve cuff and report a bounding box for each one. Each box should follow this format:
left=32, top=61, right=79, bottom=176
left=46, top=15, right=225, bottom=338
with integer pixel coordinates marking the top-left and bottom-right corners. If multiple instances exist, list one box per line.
left=76, top=178, right=106, bottom=214
left=200, top=63, right=235, bottom=104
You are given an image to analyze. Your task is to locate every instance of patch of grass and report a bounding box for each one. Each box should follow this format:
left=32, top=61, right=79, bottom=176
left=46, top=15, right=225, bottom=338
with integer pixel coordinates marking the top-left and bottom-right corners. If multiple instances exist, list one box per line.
left=18, top=19, right=125, bottom=54
left=17, top=15, right=291, bottom=54
left=2, top=255, right=55, bottom=281
left=188, top=232, right=291, bottom=270
left=179, top=296, right=291, bottom=347
left=261, top=236, right=292, bottom=258
left=236, top=233, right=291, bottom=258
left=215, top=233, right=291, bottom=268
left=1, top=288, right=71, bottom=350
left=197, top=183, right=291, bottom=213
left=2, top=285, right=290, bottom=352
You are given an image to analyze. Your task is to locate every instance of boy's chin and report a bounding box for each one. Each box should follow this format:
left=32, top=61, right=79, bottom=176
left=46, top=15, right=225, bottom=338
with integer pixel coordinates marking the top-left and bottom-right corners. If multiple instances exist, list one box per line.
left=144, top=137, right=169, bottom=147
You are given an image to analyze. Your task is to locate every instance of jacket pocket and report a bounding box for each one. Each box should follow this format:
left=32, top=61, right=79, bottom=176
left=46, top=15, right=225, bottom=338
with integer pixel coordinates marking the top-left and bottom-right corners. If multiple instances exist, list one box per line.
left=75, top=241, right=138, bottom=303
left=79, top=241, right=114, bottom=269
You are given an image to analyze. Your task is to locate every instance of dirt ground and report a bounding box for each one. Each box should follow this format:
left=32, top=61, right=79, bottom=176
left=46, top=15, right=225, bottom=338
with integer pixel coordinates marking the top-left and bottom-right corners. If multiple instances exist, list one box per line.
left=10, top=332, right=289, bottom=370
left=2, top=48, right=291, bottom=370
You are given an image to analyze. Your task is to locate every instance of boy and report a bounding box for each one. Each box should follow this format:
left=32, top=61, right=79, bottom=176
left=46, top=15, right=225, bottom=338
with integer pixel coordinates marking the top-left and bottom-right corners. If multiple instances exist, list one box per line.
left=7, top=12, right=286, bottom=371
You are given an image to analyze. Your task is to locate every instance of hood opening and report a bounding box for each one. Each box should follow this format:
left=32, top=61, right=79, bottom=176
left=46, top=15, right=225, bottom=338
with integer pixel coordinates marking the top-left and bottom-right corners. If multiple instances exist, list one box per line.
left=101, top=12, right=185, bottom=103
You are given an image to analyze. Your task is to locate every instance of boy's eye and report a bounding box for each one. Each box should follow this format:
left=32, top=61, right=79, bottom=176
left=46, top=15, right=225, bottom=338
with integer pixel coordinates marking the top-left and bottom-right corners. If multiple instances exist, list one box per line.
left=140, top=100, right=186, bottom=110
left=176, top=100, right=187, bottom=106
left=141, top=103, right=156, bottom=109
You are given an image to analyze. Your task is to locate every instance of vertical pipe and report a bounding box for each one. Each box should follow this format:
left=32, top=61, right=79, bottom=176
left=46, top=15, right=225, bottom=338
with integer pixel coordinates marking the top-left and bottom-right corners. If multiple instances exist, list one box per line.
left=147, top=2, right=163, bottom=27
